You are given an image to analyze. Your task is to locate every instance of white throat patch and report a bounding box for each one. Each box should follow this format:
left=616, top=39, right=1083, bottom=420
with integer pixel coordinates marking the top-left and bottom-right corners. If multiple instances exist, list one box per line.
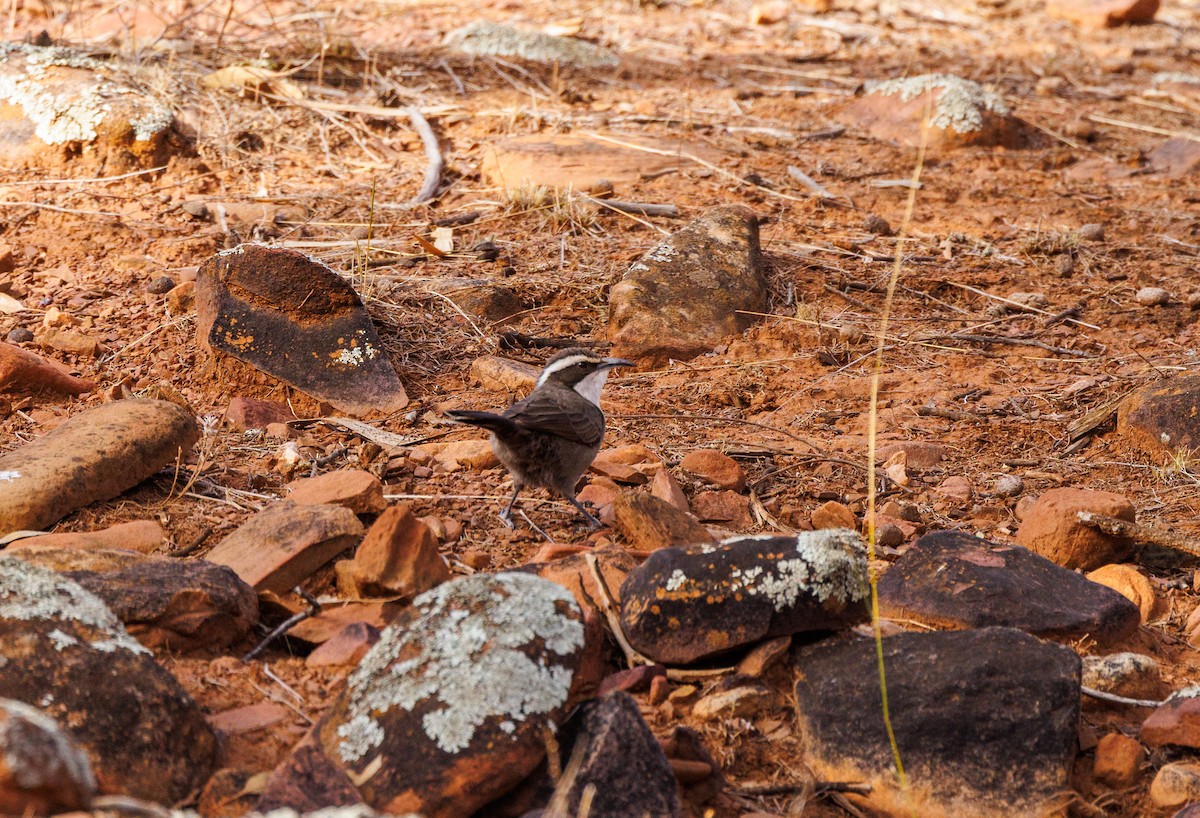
left=573, top=367, right=610, bottom=406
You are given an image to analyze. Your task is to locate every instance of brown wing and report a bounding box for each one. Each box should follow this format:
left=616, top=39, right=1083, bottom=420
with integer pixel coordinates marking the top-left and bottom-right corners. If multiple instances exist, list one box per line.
left=502, top=385, right=605, bottom=447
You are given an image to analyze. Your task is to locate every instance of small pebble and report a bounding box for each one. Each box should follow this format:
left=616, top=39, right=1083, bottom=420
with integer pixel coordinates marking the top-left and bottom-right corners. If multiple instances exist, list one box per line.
left=993, top=474, right=1024, bottom=498
left=6, top=327, right=33, bottom=343
left=1054, top=254, right=1074, bottom=277
left=1077, top=223, right=1105, bottom=242
left=146, top=275, right=177, bottom=295
left=180, top=201, right=208, bottom=219
left=1136, top=287, right=1170, bottom=307
left=863, top=214, right=893, bottom=236
left=1187, top=291, right=1200, bottom=310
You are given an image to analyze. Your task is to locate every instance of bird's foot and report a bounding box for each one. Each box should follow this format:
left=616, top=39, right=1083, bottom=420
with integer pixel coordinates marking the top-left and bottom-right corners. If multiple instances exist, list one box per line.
left=498, top=509, right=516, bottom=530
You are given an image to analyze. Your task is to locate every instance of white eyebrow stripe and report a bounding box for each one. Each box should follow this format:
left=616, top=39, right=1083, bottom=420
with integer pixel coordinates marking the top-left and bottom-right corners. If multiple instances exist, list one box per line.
left=536, top=354, right=593, bottom=386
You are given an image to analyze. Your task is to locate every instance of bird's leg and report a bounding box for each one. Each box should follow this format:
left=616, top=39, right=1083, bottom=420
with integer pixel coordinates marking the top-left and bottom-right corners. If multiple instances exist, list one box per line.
left=566, top=495, right=604, bottom=529
left=499, top=484, right=522, bottom=529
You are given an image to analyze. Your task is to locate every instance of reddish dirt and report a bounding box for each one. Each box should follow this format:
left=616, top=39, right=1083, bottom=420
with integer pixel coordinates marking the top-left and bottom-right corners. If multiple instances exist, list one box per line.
left=3, top=0, right=1200, bottom=815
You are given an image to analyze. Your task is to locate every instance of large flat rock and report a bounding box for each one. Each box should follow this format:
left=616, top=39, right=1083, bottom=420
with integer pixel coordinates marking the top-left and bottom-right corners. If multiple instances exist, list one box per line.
left=794, top=627, right=1080, bottom=818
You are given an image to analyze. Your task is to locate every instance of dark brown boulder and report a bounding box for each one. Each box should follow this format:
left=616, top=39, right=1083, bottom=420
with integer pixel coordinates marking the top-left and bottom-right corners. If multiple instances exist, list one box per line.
left=878, top=531, right=1140, bottom=648
left=196, top=244, right=407, bottom=416
left=1117, top=374, right=1200, bottom=459
left=794, top=627, right=1080, bottom=818
left=0, top=558, right=219, bottom=804
left=0, top=698, right=95, bottom=815
left=619, top=530, right=869, bottom=665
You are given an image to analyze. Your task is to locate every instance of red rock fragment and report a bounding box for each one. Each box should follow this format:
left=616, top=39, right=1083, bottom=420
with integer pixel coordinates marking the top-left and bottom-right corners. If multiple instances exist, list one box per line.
left=334, top=504, right=449, bottom=599
left=286, top=469, right=386, bottom=515
left=0, top=342, right=94, bottom=400
left=225, top=396, right=295, bottom=431
left=681, top=449, right=746, bottom=492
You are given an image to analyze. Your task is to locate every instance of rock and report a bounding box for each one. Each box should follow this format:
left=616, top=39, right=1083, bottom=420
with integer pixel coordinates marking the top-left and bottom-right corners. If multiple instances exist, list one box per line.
left=1117, top=374, right=1200, bottom=459
left=204, top=502, right=364, bottom=593
left=480, top=133, right=714, bottom=192
left=1142, top=694, right=1200, bottom=749
left=608, top=206, right=766, bottom=367
left=5, top=328, right=32, bottom=343
left=1149, top=138, right=1200, bottom=178
left=167, top=281, right=196, bottom=314
left=469, top=355, right=539, bottom=392
left=875, top=441, right=946, bottom=469
left=34, top=327, right=100, bottom=358
left=334, top=504, right=449, bottom=599
left=613, top=492, right=715, bottom=552
left=842, top=74, right=1024, bottom=149
left=287, top=470, right=386, bottom=515
left=1087, top=564, right=1159, bottom=623
left=312, top=573, right=593, bottom=817
left=574, top=478, right=619, bottom=525
left=409, top=439, right=499, bottom=472
left=6, top=519, right=164, bottom=554
left=651, top=468, right=689, bottom=512
left=692, top=683, right=771, bottom=720
left=0, top=697, right=95, bottom=815
left=257, top=742, right=364, bottom=814
left=1093, top=733, right=1143, bottom=787
left=306, top=622, right=381, bottom=668
left=1151, top=763, right=1200, bottom=808
left=620, top=530, right=869, bottom=665
left=520, top=545, right=639, bottom=622
left=429, top=280, right=523, bottom=324
left=0, top=399, right=199, bottom=534
left=936, top=476, right=973, bottom=502
left=0, top=558, right=219, bottom=803
left=449, top=21, right=618, bottom=68
left=680, top=449, right=746, bottom=492
left=598, top=664, right=665, bottom=696
left=1015, top=488, right=1136, bottom=570
left=659, top=726, right=724, bottom=807
left=198, top=768, right=264, bottom=818
left=863, top=214, right=893, bottom=235
left=209, top=702, right=291, bottom=736
left=0, top=43, right=176, bottom=170
left=993, top=474, right=1024, bottom=497
left=0, top=341, right=94, bottom=400
left=11, top=548, right=257, bottom=653
left=1077, top=222, right=1107, bottom=242
left=225, top=396, right=296, bottom=431
left=545, top=692, right=680, bottom=818
left=1136, top=286, right=1170, bottom=306
left=794, top=627, right=1080, bottom=818
left=196, top=244, right=407, bottom=416
left=877, top=531, right=1139, bottom=648
left=691, top=490, right=752, bottom=527
left=146, top=275, right=175, bottom=295
left=736, top=635, right=792, bottom=677
left=1046, top=0, right=1159, bottom=27
left=1083, top=653, right=1163, bottom=700
left=287, top=601, right=401, bottom=646
left=810, top=500, right=856, bottom=530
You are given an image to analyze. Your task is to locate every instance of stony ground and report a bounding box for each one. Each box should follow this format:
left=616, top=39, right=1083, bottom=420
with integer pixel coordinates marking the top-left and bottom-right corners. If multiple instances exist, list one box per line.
left=3, top=0, right=1200, bottom=815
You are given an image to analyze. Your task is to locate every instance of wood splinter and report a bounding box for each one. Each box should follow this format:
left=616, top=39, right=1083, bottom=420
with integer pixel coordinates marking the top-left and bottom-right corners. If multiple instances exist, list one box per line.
left=1077, top=511, right=1200, bottom=559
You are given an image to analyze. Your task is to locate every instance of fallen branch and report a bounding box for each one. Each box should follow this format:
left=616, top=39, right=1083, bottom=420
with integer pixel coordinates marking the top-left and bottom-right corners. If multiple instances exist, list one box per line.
left=1077, top=511, right=1200, bottom=558
left=586, top=198, right=680, bottom=218
left=1081, top=685, right=1161, bottom=708
left=919, top=332, right=1094, bottom=358
left=406, top=106, right=444, bottom=205
left=242, top=588, right=322, bottom=662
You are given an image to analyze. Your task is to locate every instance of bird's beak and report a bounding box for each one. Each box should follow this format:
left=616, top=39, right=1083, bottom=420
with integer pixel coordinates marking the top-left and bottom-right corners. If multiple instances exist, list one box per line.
left=601, top=357, right=636, bottom=370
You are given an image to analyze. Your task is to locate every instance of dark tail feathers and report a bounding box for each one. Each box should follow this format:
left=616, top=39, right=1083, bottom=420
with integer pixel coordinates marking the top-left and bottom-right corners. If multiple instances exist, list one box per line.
left=444, top=410, right=519, bottom=434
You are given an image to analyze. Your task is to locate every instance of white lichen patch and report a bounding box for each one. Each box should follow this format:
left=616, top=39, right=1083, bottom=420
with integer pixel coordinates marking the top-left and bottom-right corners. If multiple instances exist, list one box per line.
left=864, top=73, right=1011, bottom=133
left=334, top=337, right=379, bottom=366
left=449, top=22, right=618, bottom=69
left=336, top=573, right=583, bottom=761
left=716, top=529, right=869, bottom=610
left=0, top=43, right=172, bottom=145
left=0, top=558, right=150, bottom=655
left=0, top=697, right=96, bottom=794
left=0, top=471, right=19, bottom=482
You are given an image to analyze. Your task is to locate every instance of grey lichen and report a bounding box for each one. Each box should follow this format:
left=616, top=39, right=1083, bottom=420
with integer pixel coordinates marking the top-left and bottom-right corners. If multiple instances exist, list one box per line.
left=864, top=73, right=1011, bottom=133
left=336, top=572, right=583, bottom=761
left=0, top=43, right=172, bottom=145
left=450, top=21, right=619, bottom=68
left=721, top=529, right=869, bottom=610
left=0, top=557, right=149, bottom=655
left=0, top=697, right=96, bottom=795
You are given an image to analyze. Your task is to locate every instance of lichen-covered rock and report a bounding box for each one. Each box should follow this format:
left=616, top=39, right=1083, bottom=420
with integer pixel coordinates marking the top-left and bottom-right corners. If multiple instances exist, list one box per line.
left=607, top=206, right=766, bottom=367
left=196, top=244, right=408, bottom=417
left=449, top=22, right=618, bottom=68
left=842, top=73, right=1025, bottom=149
left=619, top=530, right=869, bottom=665
left=0, top=697, right=95, bottom=815
left=794, top=627, right=1081, bottom=818
left=877, top=531, right=1140, bottom=648
left=13, top=549, right=258, bottom=653
left=312, top=572, right=592, bottom=818
left=0, top=43, right=178, bottom=171
left=0, top=399, right=199, bottom=534
left=0, top=558, right=219, bottom=804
